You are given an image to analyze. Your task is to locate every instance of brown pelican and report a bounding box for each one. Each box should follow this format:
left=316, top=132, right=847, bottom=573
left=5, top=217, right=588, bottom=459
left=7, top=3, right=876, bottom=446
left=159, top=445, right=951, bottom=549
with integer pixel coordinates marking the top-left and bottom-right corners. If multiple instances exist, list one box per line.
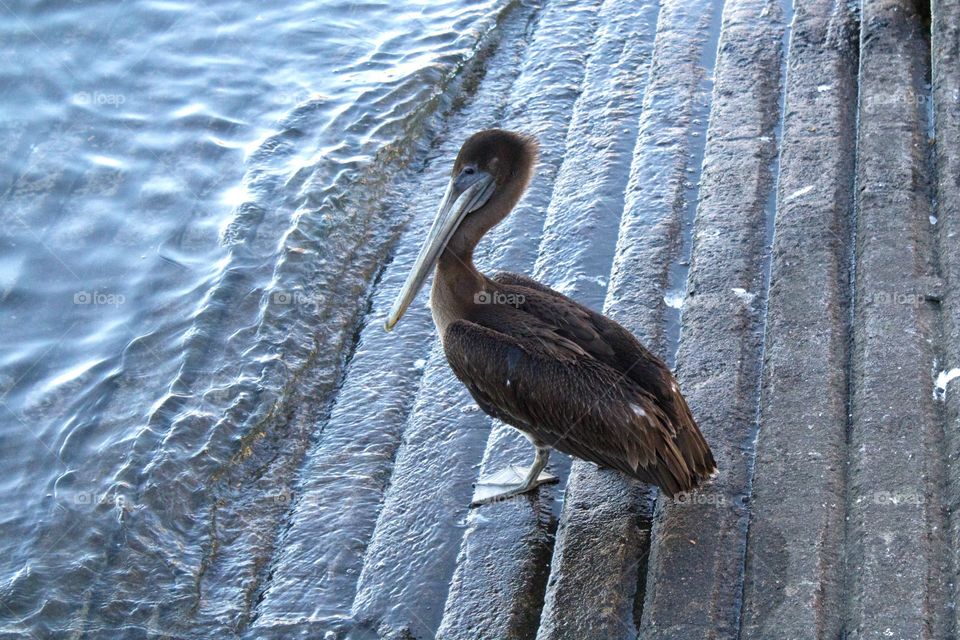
left=385, top=129, right=716, bottom=505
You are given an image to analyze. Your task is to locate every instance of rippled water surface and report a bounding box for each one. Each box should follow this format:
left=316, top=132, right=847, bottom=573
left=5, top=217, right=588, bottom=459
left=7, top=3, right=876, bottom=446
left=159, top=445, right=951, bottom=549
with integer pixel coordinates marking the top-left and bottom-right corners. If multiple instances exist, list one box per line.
left=0, top=0, right=509, bottom=634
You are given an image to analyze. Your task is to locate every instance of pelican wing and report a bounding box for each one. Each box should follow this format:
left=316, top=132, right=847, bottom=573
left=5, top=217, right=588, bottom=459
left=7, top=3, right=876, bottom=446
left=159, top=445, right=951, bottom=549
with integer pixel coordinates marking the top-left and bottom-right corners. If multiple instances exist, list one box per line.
left=443, top=318, right=712, bottom=496
left=493, top=271, right=618, bottom=362
left=491, top=272, right=715, bottom=478
left=493, top=272, right=664, bottom=385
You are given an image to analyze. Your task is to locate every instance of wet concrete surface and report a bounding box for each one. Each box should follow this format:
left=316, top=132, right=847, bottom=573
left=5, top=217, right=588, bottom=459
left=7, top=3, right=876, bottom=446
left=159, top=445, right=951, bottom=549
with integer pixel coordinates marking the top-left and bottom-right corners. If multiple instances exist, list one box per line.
left=932, top=0, right=960, bottom=635
left=847, top=1, right=948, bottom=638
left=739, top=0, right=858, bottom=637
left=239, top=0, right=960, bottom=638
left=636, top=0, right=785, bottom=637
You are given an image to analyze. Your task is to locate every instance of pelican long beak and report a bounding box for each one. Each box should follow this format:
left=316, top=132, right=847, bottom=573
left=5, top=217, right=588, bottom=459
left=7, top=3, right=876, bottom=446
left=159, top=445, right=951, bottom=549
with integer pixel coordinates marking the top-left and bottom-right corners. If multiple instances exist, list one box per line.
left=385, top=171, right=494, bottom=331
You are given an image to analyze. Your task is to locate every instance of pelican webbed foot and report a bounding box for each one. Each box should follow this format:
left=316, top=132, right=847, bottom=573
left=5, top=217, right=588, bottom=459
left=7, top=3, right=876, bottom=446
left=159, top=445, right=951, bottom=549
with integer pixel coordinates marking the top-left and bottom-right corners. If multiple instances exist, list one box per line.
left=470, top=446, right=558, bottom=507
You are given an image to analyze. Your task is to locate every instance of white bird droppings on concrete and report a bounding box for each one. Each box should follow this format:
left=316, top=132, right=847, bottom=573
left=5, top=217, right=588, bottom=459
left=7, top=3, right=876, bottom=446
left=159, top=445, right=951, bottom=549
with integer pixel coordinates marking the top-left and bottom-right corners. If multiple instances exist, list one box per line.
left=934, top=368, right=960, bottom=400
left=732, top=287, right=756, bottom=304
left=785, top=185, right=814, bottom=201
left=663, top=290, right=684, bottom=309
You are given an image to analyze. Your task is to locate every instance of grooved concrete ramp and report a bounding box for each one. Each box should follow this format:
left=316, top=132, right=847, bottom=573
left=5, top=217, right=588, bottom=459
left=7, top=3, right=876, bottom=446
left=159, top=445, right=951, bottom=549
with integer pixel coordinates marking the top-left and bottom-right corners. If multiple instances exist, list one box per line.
left=251, top=0, right=960, bottom=638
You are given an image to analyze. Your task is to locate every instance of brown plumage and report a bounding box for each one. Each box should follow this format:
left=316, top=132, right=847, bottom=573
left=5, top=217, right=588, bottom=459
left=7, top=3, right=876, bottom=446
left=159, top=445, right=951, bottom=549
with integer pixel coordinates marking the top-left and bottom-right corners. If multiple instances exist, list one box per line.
left=386, top=129, right=716, bottom=503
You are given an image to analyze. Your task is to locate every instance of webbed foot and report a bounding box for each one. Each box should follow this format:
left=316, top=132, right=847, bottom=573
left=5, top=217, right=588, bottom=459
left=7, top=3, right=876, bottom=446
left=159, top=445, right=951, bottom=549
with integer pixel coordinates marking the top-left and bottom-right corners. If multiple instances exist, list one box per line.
left=471, top=448, right=557, bottom=507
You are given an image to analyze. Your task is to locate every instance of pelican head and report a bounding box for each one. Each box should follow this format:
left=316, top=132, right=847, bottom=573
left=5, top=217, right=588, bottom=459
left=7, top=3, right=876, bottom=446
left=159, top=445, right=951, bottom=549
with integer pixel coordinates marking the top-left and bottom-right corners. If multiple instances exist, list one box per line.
left=385, top=129, right=538, bottom=331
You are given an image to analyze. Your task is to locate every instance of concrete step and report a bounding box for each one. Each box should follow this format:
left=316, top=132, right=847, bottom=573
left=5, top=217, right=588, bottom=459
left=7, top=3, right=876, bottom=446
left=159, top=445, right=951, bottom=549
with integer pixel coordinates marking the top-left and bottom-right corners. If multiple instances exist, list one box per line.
left=847, top=0, right=948, bottom=638
left=739, top=0, right=858, bottom=637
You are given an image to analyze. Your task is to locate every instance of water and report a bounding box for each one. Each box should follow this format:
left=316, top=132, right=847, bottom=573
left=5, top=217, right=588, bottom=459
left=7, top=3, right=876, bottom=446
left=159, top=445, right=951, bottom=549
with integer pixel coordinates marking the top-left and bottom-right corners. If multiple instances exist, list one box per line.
left=0, top=0, right=510, bottom=635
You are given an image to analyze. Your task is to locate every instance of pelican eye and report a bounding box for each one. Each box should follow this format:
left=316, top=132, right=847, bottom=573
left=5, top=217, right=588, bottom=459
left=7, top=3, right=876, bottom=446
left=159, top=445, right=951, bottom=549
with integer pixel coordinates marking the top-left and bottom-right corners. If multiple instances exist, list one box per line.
left=463, top=167, right=475, bottom=175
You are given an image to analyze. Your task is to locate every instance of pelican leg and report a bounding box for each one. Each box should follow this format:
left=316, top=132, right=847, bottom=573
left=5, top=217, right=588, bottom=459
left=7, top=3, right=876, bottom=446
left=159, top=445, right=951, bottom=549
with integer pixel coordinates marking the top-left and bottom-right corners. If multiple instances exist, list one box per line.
left=471, top=446, right=558, bottom=507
